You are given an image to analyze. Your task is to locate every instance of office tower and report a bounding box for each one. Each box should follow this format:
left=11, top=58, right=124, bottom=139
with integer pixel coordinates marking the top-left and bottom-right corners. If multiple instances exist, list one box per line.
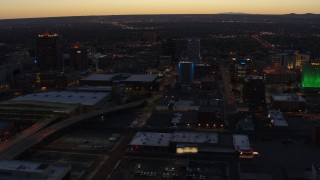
left=280, top=52, right=296, bottom=69
left=137, top=51, right=159, bottom=71
left=242, top=75, right=265, bottom=105
left=230, top=58, right=252, bottom=81
left=302, top=61, right=320, bottom=88
left=0, top=43, right=7, bottom=65
left=194, top=64, right=211, bottom=80
left=295, top=53, right=310, bottom=70
left=70, top=42, right=88, bottom=72
left=187, top=38, right=200, bottom=63
left=178, top=61, right=194, bottom=85
left=36, top=31, right=63, bottom=72
left=271, top=55, right=281, bottom=68
left=162, top=39, right=178, bottom=65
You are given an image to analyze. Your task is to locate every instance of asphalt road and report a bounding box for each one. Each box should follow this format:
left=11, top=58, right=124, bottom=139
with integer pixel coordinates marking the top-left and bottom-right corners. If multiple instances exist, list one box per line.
left=92, top=133, right=135, bottom=180
left=0, top=101, right=145, bottom=159
left=220, top=64, right=237, bottom=121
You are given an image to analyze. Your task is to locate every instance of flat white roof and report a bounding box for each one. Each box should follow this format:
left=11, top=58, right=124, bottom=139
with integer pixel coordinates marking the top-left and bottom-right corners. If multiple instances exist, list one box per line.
left=233, top=134, right=251, bottom=151
left=123, top=74, right=158, bottom=82
left=81, top=74, right=115, bottom=81
left=11, top=91, right=109, bottom=106
left=129, top=132, right=172, bottom=147
left=0, top=160, right=45, bottom=173
left=268, top=110, right=289, bottom=127
left=272, top=118, right=289, bottom=127
left=272, top=95, right=306, bottom=102
left=172, top=132, right=218, bottom=144
left=0, top=160, right=70, bottom=180
left=130, top=131, right=219, bottom=147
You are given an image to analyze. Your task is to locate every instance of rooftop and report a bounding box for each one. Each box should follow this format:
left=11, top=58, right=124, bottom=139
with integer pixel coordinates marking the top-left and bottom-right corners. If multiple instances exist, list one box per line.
left=11, top=91, right=109, bottom=106
left=171, top=132, right=218, bottom=144
left=272, top=95, right=306, bottom=102
left=179, top=61, right=193, bottom=64
left=81, top=74, right=115, bottom=82
left=0, top=160, right=70, bottom=180
left=268, top=110, right=289, bottom=127
left=38, top=31, right=59, bottom=38
left=195, top=64, right=210, bottom=67
left=81, top=74, right=159, bottom=83
left=0, top=101, right=79, bottom=114
left=129, top=132, right=172, bottom=147
left=69, top=86, right=115, bottom=92
left=233, top=134, right=251, bottom=151
left=123, top=74, right=158, bottom=82
left=130, top=131, right=219, bottom=148
left=0, top=161, right=50, bottom=174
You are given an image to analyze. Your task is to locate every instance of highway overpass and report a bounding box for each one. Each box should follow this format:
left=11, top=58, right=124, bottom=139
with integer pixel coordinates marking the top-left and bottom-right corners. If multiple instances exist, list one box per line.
left=0, top=100, right=145, bottom=159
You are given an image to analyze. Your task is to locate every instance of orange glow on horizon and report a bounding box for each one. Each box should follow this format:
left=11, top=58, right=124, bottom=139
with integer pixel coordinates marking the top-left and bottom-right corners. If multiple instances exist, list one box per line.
left=1, top=0, right=320, bottom=19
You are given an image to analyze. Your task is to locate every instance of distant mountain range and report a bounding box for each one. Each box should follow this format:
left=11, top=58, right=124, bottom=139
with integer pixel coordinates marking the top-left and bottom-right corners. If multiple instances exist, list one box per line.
left=218, top=12, right=249, bottom=15
left=219, top=12, right=320, bottom=16
left=1, top=13, right=320, bottom=22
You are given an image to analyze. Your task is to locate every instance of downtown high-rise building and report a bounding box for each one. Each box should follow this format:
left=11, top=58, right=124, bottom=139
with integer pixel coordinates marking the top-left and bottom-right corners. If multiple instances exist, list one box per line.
left=0, top=43, right=7, bottom=65
left=70, top=42, right=88, bottom=72
left=280, top=52, right=296, bottom=69
left=243, top=75, right=266, bottom=105
left=178, top=61, right=194, bottom=85
left=36, top=31, right=63, bottom=72
left=187, top=38, right=201, bottom=64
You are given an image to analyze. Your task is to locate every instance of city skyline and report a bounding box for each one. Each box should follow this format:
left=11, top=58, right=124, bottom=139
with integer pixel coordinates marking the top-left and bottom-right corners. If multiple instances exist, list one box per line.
left=1, top=5, right=320, bottom=179
left=1, top=0, right=320, bottom=19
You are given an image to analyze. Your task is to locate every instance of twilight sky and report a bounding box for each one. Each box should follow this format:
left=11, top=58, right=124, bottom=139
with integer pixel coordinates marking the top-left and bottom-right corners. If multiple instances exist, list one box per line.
left=1, top=0, right=320, bottom=19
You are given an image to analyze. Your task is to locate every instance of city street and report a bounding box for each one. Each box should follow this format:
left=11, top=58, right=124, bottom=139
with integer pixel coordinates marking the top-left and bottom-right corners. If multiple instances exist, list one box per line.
left=220, top=64, right=237, bottom=124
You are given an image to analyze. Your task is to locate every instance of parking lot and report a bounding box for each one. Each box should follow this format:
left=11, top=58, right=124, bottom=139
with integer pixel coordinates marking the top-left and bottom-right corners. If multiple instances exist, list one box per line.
left=244, top=136, right=320, bottom=179
left=109, top=157, right=229, bottom=180
left=84, top=109, right=141, bottom=129
left=146, top=111, right=200, bottom=129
